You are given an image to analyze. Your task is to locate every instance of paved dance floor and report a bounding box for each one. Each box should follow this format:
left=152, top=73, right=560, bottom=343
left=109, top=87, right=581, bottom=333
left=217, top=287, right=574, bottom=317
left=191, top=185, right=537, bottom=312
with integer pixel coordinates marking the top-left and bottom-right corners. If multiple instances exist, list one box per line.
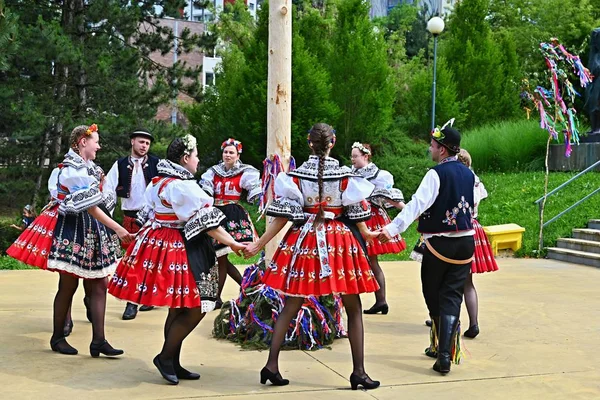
left=0, top=258, right=598, bottom=399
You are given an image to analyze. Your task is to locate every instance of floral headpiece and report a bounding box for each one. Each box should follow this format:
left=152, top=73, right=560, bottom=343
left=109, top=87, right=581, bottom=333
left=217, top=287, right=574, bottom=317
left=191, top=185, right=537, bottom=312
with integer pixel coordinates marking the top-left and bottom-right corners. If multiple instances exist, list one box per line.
left=182, top=134, right=197, bottom=155
left=431, top=118, right=461, bottom=153
left=221, top=138, right=242, bottom=153
left=431, top=118, right=455, bottom=141
left=351, top=142, right=371, bottom=155
left=86, top=124, right=98, bottom=136
left=306, top=129, right=337, bottom=147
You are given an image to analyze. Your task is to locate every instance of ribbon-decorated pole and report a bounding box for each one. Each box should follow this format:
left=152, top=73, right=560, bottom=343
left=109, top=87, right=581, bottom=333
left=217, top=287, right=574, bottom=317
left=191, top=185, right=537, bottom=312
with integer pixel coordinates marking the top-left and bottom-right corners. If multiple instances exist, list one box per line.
left=521, top=38, right=593, bottom=251
left=265, top=0, right=293, bottom=263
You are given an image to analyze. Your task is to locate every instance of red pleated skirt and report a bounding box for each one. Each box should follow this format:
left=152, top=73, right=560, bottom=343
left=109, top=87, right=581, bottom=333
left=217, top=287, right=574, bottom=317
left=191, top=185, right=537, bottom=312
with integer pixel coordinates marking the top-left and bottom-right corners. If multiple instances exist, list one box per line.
left=365, top=204, right=406, bottom=256
left=108, top=226, right=203, bottom=308
left=263, top=220, right=379, bottom=296
left=472, top=219, right=499, bottom=274
left=6, top=204, right=59, bottom=269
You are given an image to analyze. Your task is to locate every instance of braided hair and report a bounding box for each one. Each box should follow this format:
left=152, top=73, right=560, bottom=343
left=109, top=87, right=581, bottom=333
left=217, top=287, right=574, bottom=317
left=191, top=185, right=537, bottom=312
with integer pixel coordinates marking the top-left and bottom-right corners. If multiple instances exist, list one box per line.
left=308, top=123, right=335, bottom=222
left=69, top=125, right=91, bottom=154
left=167, top=137, right=187, bottom=163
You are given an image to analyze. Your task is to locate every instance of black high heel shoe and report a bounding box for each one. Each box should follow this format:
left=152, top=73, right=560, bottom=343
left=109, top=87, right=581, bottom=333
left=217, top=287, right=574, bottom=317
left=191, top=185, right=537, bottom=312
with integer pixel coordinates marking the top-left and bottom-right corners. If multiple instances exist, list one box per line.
left=50, top=337, right=78, bottom=355
left=464, top=324, right=479, bottom=339
left=260, top=367, right=289, bottom=386
left=154, top=355, right=179, bottom=385
left=63, top=320, right=73, bottom=337
left=363, top=304, right=389, bottom=315
left=350, top=373, right=380, bottom=390
left=89, top=340, right=124, bottom=358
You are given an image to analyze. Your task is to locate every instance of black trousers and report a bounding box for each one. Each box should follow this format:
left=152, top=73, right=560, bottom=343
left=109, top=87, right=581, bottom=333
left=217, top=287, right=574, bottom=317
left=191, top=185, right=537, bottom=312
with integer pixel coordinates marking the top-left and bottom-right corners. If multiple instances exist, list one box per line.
left=421, top=235, right=475, bottom=317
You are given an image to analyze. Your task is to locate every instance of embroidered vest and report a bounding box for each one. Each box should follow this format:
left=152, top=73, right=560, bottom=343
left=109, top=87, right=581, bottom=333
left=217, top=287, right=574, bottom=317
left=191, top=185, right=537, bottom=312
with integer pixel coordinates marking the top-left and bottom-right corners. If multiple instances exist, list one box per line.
left=417, top=161, right=474, bottom=234
left=116, top=154, right=159, bottom=198
left=213, top=174, right=243, bottom=205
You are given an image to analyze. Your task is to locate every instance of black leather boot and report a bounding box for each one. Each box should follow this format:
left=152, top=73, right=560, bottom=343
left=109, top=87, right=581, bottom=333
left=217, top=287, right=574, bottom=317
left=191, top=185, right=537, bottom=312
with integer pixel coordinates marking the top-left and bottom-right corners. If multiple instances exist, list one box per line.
left=424, top=315, right=440, bottom=358
left=122, top=302, right=138, bottom=320
left=433, top=314, right=460, bottom=374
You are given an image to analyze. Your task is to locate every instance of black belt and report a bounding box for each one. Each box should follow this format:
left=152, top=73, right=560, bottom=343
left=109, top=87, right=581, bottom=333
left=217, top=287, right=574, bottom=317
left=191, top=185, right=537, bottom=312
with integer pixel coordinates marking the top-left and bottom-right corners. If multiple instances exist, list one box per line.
left=123, top=210, right=140, bottom=218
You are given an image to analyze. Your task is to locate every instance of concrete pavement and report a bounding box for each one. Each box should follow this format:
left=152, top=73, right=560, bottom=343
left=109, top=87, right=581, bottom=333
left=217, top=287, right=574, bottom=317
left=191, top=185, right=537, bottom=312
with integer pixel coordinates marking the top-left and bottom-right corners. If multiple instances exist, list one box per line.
left=0, top=258, right=598, bottom=399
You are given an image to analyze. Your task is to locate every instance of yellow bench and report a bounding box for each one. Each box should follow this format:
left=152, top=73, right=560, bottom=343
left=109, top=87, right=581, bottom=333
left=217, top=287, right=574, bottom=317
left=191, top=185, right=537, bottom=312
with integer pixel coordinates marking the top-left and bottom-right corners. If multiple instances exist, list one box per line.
left=483, top=223, right=526, bottom=256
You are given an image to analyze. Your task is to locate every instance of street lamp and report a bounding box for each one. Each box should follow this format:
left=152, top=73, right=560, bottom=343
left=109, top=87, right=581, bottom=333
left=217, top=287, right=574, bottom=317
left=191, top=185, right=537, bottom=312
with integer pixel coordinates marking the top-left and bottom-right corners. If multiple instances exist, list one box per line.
left=427, top=16, right=445, bottom=131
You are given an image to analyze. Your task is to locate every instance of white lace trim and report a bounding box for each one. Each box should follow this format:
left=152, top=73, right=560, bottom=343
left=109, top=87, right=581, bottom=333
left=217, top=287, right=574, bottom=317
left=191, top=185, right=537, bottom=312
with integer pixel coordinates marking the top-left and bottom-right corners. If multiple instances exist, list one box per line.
left=47, top=259, right=118, bottom=279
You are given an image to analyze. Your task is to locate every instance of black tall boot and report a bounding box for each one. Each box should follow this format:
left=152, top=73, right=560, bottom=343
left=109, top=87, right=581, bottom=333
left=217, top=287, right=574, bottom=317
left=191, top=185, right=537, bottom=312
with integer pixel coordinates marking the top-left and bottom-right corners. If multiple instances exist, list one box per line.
left=425, top=315, right=440, bottom=358
left=433, top=314, right=460, bottom=374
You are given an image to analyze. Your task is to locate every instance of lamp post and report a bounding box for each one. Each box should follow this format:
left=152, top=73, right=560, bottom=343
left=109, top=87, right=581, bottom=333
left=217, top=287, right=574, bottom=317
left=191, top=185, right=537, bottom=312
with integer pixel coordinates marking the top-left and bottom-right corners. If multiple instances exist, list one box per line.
left=427, top=16, right=445, bottom=131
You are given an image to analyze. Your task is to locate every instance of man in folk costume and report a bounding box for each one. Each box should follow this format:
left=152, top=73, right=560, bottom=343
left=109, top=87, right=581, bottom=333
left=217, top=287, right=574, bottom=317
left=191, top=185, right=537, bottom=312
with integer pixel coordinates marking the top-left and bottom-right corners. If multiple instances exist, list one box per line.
left=104, top=128, right=160, bottom=320
left=378, top=120, right=475, bottom=375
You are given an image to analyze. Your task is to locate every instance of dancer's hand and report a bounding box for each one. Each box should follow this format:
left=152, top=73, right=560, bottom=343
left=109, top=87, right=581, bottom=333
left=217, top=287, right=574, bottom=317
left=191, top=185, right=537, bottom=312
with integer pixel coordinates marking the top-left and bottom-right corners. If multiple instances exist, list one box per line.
left=230, top=242, right=247, bottom=257
left=243, top=242, right=261, bottom=258
left=360, top=228, right=379, bottom=244
left=377, top=228, right=393, bottom=244
left=116, top=227, right=135, bottom=244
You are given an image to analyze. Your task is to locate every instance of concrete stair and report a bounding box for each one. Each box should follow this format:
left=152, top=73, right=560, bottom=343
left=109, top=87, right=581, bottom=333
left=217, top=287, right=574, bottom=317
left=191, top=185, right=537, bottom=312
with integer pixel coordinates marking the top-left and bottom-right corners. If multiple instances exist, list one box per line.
left=547, top=221, right=600, bottom=268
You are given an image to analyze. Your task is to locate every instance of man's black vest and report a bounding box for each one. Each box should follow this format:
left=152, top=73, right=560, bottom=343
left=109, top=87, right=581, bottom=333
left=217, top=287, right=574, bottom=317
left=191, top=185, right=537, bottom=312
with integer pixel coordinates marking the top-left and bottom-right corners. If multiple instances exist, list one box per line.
left=116, top=154, right=159, bottom=199
left=417, top=160, right=475, bottom=234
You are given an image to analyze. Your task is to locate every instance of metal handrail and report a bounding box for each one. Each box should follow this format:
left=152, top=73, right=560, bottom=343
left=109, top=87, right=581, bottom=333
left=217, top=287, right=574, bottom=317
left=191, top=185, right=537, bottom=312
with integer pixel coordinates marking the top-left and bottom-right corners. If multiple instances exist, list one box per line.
left=534, top=159, right=600, bottom=248
left=534, top=159, right=600, bottom=204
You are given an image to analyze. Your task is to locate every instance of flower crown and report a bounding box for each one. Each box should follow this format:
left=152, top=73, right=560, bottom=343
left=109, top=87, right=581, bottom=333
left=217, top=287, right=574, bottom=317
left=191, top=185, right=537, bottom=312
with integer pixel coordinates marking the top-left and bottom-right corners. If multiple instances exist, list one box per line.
left=221, top=138, right=242, bottom=153
left=351, top=142, right=371, bottom=155
left=86, top=124, right=98, bottom=136
left=431, top=118, right=455, bottom=141
left=182, top=134, right=197, bottom=155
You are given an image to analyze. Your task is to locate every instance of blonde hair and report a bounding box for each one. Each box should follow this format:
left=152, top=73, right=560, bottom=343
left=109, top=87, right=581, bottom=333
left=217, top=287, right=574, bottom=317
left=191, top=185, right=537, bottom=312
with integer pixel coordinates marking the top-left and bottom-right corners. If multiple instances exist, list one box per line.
left=458, top=149, right=472, bottom=168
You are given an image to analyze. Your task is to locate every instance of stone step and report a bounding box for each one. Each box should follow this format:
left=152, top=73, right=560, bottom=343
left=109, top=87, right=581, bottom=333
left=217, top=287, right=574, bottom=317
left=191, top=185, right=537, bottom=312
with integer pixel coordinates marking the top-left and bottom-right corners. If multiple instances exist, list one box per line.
left=556, top=238, right=600, bottom=254
left=588, top=219, right=600, bottom=230
left=572, top=228, right=600, bottom=242
left=546, top=247, right=600, bottom=268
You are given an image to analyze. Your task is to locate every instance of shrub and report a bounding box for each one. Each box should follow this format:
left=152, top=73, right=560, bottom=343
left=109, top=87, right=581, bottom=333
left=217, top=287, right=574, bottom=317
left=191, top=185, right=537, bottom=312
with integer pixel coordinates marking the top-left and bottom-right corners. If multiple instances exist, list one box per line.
left=461, top=119, right=548, bottom=172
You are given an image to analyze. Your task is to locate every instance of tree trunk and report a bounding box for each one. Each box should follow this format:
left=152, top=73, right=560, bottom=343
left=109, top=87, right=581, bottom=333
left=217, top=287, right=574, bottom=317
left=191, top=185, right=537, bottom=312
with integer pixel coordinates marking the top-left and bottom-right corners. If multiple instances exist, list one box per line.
left=265, top=0, right=292, bottom=262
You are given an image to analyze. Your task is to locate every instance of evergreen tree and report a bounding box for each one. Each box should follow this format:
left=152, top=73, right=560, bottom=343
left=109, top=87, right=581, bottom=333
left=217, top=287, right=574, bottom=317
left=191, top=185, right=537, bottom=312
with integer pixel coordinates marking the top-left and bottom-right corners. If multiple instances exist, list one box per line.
left=327, top=0, right=394, bottom=155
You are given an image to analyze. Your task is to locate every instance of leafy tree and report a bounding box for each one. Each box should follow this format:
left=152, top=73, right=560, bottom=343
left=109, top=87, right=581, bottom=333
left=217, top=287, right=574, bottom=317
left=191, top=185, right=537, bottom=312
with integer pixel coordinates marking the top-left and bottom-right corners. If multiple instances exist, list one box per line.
left=442, top=0, right=521, bottom=128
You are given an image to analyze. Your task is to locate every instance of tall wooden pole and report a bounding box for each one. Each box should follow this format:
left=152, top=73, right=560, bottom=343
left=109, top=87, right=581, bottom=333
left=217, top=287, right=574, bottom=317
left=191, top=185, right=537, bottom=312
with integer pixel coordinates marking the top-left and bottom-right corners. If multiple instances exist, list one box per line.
left=265, top=0, right=292, bottom=262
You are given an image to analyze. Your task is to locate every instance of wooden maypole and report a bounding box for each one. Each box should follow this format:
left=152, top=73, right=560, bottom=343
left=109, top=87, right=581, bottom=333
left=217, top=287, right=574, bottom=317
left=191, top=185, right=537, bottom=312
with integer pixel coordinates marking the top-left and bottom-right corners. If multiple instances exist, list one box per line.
left=264, top=0, right=293, bottom=262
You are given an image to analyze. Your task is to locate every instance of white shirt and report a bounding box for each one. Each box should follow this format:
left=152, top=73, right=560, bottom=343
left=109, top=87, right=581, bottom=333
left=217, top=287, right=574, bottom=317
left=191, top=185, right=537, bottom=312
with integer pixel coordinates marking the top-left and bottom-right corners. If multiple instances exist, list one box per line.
left=104, top=156, right=148, bottom=211
left=385, top=168, right=476, bottom=240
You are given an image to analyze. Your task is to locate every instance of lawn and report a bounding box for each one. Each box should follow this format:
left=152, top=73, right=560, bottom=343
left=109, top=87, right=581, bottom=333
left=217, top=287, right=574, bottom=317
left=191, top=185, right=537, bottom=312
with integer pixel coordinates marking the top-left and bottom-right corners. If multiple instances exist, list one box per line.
left=2, top=170, right=599, bottom=269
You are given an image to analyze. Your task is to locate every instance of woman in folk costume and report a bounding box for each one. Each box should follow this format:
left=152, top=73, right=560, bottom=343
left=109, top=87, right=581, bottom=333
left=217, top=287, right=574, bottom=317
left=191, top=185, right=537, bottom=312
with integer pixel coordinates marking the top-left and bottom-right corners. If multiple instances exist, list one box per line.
left=244, top=123, right=381, bottom=391
left=199, top=138, right=261, bottom=307
left=7, top=124, right=133, bottom=356
left=109, top=135, right=247, bottom=385
left=350, top=142, right=406, bottom=315
left=457, top=149, right=498, bottom=339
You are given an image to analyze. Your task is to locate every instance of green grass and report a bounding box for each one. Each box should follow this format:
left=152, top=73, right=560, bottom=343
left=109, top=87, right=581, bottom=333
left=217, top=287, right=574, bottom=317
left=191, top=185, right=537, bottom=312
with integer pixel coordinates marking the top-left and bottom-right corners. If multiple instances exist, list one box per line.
left=0, top=256, right=32, bottom=270
left=2, top=170, right=599, bottom=270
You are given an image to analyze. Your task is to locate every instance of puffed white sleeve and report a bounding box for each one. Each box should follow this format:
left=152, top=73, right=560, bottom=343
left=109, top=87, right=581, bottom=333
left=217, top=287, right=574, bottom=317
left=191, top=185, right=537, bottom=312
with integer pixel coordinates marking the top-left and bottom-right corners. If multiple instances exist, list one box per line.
left=342, top=176, right=375, bottom=221
left=58, top=166, right=104, bottom=214
left=198, top=169, right=215, bottom=196
left=369, top=170, right=404, bottom=207
left=162, top=180, right=226, bottom=240
left=135, top=183, right=155, bottom=227
left=266, top=172, right=305, bottom=222
left=241, top=167, right=262, bottom=204
left=48, top=168, right=60, bottom=200
left=103, top=161, right=119, bottom=201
